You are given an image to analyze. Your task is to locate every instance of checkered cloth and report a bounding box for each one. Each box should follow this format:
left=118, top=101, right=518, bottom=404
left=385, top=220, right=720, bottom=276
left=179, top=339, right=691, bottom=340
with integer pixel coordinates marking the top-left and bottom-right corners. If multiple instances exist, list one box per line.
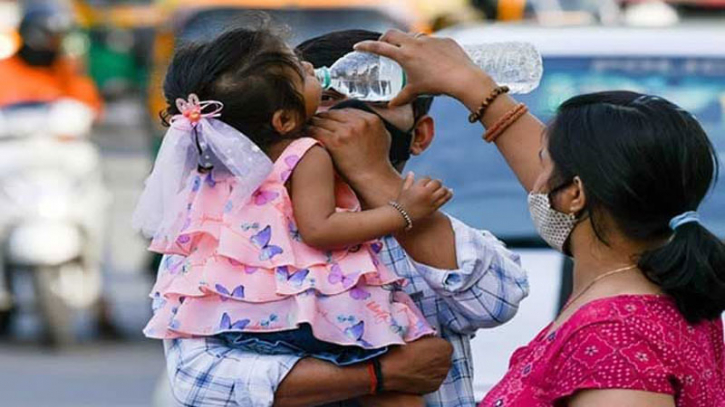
left=161, top=216, right=529, bottom=407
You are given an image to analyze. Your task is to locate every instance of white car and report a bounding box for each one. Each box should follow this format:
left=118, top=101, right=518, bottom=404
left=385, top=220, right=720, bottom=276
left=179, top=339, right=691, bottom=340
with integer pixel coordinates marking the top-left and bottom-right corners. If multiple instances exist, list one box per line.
left=408, top=23, right=725, bottom=398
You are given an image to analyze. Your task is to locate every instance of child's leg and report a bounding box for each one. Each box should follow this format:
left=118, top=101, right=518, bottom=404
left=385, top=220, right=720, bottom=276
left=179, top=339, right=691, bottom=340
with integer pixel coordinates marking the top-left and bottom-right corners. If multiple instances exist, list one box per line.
left=357, top=393, right=425, bottom=407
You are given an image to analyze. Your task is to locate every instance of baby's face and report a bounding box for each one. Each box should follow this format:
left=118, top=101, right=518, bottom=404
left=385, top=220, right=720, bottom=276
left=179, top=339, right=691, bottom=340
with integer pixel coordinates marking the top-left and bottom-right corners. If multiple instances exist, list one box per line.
left=299, top=60, right=321, bottom=119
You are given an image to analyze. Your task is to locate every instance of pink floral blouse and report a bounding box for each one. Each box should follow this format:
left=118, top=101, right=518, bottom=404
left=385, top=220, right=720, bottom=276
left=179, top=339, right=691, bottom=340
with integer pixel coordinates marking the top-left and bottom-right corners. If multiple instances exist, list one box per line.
left=481, top=294, right=725, bottom=407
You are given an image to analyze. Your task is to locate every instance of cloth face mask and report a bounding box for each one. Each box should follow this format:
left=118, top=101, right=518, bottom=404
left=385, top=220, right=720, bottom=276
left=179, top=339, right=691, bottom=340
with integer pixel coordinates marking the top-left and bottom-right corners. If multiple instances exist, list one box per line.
left=528, top=192, right=578, bottom=254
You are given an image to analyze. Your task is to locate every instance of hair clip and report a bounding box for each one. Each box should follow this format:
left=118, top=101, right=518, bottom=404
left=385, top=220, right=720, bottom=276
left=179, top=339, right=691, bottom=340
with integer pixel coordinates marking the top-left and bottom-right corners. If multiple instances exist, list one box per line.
left=173, top=93, right=224, bottom=124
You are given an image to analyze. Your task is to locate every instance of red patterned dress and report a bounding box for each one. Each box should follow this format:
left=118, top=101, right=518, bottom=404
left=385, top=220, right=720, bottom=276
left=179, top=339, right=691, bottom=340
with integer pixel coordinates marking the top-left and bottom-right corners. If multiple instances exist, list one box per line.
left=481, top=294, right=725, bottom=407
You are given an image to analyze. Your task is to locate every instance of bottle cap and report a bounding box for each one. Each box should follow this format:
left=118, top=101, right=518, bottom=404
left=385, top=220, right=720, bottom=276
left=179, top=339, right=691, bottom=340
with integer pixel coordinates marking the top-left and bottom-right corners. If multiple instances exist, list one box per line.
left=315, top=67, right=331, bottom=90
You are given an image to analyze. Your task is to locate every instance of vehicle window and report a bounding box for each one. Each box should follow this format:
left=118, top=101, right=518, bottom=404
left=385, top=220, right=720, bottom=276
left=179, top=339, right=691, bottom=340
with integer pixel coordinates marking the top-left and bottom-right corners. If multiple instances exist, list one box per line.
left=177, top=8, right=406, bottom=47
left=411, top=56, right=725, bottom=243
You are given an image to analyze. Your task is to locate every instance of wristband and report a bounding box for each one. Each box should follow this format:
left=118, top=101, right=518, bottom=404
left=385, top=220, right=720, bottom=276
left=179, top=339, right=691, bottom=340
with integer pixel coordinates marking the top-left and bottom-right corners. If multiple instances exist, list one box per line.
left=372, top=358, right=384, bottom=394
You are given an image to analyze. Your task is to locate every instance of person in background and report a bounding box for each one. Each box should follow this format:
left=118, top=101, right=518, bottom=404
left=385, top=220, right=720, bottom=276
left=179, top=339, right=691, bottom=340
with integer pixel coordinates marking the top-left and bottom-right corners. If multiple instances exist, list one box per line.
left=0, top=4, right=102, bottom=114
left=0, top=3, right=114, bottom=339
left=159, top=29, right=529, bottom=407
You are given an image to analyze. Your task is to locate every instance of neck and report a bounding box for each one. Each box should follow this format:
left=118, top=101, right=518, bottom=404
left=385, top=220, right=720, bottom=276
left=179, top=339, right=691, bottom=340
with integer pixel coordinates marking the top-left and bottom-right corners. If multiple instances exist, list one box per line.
left=555, top=220, right=665, bottom=324
left=266, top=139, right=296, bottom=162
left=568, top=221, right=640, bottom=294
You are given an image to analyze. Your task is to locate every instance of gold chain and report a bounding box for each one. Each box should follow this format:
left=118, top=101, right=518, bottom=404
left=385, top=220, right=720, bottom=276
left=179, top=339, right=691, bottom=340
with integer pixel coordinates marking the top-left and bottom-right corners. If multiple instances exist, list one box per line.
left=561, top=265, right=638, bottom=313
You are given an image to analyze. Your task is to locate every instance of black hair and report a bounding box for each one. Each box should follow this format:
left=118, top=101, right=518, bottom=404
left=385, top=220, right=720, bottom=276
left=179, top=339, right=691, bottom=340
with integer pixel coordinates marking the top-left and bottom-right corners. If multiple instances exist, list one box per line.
left=547, top=90, right=725, bottom=323
left=163, top=26, right=306, bottom=151
left=295, top=29, right=434, bottom=120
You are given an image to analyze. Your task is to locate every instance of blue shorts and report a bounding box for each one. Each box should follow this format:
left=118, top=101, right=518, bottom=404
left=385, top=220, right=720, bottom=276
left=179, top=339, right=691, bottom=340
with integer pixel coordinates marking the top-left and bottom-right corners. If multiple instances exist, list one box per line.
left=217, top=323, right=388, bottom=366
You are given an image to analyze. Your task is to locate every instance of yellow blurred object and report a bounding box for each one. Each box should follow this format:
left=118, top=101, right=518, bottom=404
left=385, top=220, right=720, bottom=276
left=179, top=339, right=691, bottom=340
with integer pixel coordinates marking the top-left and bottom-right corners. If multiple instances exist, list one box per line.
left=498, top=0, right=527, bottom=21
left=71, top=0, right=163, bottom=30
left=0, top=30, right=21, bottom=60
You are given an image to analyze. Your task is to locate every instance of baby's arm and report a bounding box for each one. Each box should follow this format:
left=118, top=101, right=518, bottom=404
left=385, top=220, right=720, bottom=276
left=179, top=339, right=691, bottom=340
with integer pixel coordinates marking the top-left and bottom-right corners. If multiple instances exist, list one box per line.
left=290, top=146, right=451, bottom=251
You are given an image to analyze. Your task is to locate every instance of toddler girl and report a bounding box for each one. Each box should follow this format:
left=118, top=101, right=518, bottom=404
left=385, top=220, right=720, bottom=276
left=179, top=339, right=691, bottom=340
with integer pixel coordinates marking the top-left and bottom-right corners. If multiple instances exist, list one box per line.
left=134, top=27, right=451, bottom=404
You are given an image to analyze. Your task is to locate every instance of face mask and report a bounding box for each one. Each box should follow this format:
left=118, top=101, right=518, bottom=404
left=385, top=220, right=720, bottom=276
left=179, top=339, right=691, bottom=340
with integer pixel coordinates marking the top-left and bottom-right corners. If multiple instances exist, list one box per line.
left=329, top=99, right=415, bottom=166
left=528, top=192, right=578, bottom=254
left=18, top=44, right=58, bottom=67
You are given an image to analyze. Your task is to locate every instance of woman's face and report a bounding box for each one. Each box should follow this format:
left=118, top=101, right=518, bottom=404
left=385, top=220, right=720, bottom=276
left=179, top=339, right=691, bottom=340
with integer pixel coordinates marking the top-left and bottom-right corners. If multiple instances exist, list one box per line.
left=532, top=145, right=556, bottom=194
left=533, top=138, right=583, bottom=216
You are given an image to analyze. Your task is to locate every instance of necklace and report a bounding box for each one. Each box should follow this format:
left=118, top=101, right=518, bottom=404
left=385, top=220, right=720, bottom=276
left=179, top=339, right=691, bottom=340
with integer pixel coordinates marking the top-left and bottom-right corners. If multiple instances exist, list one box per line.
left=560, top=264, right=638, bottom=313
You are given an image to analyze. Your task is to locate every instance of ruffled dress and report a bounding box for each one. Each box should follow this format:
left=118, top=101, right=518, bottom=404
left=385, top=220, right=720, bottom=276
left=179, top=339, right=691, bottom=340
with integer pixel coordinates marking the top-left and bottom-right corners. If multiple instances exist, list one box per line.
left=144, top=137, right=434, bottom=356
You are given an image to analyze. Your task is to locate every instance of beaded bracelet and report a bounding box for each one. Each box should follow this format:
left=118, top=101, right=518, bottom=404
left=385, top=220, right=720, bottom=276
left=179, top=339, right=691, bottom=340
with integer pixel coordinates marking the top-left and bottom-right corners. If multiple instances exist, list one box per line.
left=388, top=201, right=414, bottom=231
left=468, top=85, right=510, bottom=123
left=483, top=103, right=528, bottom=143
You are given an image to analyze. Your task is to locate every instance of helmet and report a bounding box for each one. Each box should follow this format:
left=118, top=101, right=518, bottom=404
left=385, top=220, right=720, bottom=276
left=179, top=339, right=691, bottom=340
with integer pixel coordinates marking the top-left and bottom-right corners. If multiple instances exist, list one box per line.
left=18, top=4, right=74, bottom=52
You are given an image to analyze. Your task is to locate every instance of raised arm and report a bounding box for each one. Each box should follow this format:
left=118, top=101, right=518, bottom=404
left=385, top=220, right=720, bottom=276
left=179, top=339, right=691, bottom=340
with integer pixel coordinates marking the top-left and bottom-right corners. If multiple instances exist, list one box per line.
left=310, top=109, right=458, bottom=270
left=291, top=145, right=451, bottom=250
left=354, top=30, right=546, bottom=192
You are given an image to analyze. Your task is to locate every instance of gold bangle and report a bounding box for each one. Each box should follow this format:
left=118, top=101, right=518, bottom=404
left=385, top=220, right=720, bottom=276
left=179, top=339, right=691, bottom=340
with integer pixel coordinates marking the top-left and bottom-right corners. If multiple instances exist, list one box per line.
left=388, top=201, right=413, bottom=231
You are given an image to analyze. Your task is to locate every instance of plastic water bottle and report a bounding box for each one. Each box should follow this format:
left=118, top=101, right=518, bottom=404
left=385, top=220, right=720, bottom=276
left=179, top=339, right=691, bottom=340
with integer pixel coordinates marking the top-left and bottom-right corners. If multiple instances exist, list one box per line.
left=315, top=42, right=543, bottom=101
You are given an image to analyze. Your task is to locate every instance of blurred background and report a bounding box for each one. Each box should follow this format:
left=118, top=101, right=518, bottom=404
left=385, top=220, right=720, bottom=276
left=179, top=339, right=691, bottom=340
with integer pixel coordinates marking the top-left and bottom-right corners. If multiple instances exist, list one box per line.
left=0, top=0, right=723, bottom=406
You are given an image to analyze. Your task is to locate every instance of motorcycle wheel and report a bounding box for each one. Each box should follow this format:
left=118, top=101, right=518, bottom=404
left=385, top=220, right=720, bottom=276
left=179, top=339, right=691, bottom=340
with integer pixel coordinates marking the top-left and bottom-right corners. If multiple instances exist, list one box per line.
left=32, top=265, right=76, bottom=348
left=0, top=308, right=14, bottom=336
left=0, top=270, right=15, bottom=336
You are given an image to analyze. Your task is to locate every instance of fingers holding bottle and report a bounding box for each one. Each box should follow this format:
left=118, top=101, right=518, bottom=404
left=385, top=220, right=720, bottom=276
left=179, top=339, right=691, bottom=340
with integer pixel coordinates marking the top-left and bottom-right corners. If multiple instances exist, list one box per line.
left=354, top=30, right=487, bottom=107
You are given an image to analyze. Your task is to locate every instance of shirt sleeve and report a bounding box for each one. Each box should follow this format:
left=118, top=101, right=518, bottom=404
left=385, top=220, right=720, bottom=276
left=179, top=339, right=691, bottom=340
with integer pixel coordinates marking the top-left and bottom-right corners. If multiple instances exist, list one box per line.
left=547, top=320, right=676, bottom=401
left=408, top=215, right=529, bottom=334
left=164, top=338, right=301, bottom=407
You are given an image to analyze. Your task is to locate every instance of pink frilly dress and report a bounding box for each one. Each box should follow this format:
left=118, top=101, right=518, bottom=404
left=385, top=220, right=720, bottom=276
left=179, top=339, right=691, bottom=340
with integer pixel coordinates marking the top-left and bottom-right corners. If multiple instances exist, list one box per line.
left=143, top=137, right=434, bottom=351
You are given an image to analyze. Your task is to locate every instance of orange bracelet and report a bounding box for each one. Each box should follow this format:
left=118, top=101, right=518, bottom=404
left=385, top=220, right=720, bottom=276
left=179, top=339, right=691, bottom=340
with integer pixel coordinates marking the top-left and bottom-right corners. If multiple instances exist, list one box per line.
left=367, top=361, right=378, bottom=395
left=483, top=103, right=528, bottom=143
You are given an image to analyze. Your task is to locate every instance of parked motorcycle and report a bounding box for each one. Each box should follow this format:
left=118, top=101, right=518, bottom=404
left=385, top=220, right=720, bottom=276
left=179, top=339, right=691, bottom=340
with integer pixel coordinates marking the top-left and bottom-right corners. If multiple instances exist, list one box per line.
left=0, top=99, right=110, bottom=347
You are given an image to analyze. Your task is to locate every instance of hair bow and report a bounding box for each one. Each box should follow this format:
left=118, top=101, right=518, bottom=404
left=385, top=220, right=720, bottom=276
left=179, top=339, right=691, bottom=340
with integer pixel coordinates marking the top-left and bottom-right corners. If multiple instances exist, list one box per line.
left=173, top=93, right=223, bottom=125
left=132, top=94, right=273, bottom=240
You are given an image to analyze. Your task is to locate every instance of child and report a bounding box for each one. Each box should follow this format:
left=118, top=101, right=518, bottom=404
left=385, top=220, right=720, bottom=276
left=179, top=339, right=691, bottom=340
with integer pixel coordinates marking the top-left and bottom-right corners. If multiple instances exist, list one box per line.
left=133, top=27, right=452, bottom=404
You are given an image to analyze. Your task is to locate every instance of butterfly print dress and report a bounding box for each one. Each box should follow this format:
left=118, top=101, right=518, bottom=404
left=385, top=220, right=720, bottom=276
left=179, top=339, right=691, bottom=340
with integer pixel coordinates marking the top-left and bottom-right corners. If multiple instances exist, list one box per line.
left=144, top=137, right=434, bottom=352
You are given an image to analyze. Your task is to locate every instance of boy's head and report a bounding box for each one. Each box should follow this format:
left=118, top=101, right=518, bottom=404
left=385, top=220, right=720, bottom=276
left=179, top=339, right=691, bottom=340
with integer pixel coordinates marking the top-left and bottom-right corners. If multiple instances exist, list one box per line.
left=296, top=29, right=435, bottom=170
left=163, top=27, right=320, bottom=150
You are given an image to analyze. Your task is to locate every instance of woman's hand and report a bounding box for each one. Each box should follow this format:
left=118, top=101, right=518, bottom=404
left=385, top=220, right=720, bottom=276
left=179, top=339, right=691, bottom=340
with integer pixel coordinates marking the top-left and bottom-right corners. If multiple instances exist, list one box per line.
left=354, top=29, right=495, bottom=107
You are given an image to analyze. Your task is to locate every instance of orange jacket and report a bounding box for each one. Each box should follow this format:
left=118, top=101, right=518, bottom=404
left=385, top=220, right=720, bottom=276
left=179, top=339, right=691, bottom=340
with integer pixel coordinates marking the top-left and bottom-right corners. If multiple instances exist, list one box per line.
left=0, top=54, right=103, bottom=115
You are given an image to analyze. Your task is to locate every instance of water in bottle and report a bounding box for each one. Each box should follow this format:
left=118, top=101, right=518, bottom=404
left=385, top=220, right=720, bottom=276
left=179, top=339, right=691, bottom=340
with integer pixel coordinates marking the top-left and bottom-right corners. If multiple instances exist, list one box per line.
left=314, top=41, right=543, bottom=102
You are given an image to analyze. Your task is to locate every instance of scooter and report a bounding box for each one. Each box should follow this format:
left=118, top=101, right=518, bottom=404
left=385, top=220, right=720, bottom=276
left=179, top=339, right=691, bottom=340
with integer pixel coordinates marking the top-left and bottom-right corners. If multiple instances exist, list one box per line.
left=0, top=99, right=110, bottom=347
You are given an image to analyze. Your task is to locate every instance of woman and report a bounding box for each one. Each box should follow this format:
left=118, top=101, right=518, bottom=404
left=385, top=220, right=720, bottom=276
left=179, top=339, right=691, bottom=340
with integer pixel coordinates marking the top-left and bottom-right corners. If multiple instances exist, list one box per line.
left=356, top=31, right=725, bottom=406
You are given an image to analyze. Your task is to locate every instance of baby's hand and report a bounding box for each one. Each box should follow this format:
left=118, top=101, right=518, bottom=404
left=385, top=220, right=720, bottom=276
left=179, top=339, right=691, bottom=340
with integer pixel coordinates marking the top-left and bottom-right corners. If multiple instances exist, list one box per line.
left=396, top=172, right=453, bottom=223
